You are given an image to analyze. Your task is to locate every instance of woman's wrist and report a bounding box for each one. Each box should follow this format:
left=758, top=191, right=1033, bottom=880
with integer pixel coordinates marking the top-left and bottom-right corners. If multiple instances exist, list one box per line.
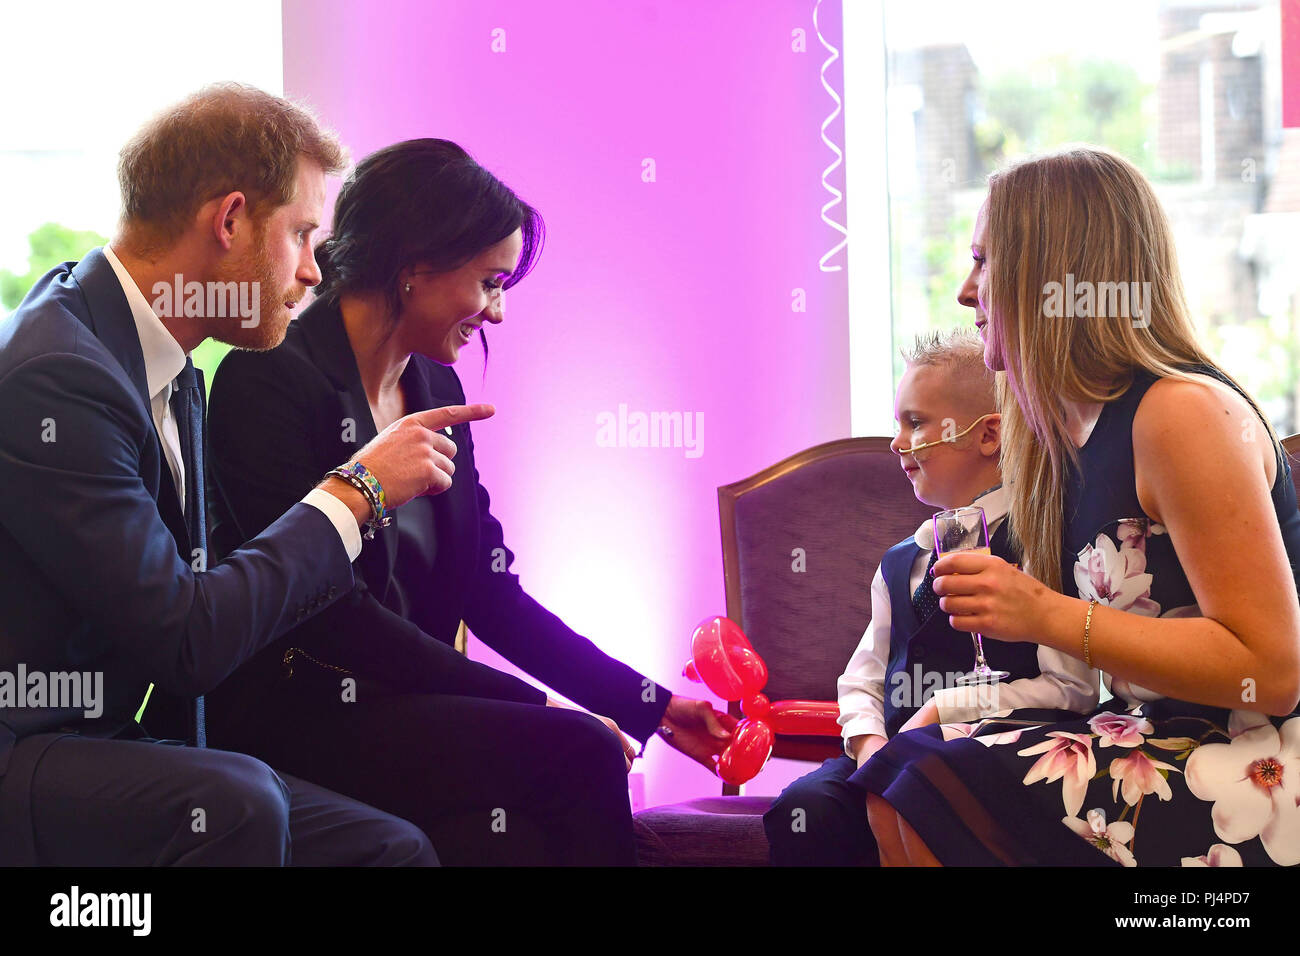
left=1038, top=589, right=1093, bottom=662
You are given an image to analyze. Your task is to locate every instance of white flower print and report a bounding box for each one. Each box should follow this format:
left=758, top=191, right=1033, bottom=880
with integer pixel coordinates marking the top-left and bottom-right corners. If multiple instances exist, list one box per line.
left=1116, top=518, right=1165, bottom=553
left=1074, top=533, right=1160, bottom=616
left=1185, top=713, right=1300, bottom=866
left=1180, top=844, right=1243, bottom=867
left=1063, top=808, right=1136, bottom=866
left=940, top=722, right=1025, bottom=747
left=1109, top=748, right=1181, bottom=805
left=1088, top=711, right=1153, bottom=748
left=1021, top=732, right=1097, bottom=818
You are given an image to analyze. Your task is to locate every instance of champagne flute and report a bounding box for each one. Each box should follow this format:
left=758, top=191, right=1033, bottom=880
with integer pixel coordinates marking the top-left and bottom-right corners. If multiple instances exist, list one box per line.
left=933, top=505, right=1010, bottom=684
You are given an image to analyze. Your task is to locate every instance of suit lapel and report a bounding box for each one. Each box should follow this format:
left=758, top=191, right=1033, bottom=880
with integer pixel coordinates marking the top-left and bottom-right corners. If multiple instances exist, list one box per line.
left=70, top=249, right=188, bottom=553
left=402, top=355, right=479, bottom=608
left=70, top=249, right=151, bottom=413
left=295, top=297, right=477, bottom=606
left=299, top=300, right=396, bottom=590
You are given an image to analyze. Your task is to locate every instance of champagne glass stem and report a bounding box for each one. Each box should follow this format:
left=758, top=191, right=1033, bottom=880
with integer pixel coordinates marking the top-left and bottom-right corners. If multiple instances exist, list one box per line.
left=972, top=633, right=990, bottom=675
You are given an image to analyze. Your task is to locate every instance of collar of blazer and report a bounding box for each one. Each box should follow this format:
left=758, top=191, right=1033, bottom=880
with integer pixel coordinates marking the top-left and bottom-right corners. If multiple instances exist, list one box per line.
left=71, top=248, right=188, bottom=547
left=289, top=294, right=471, bottom=591
left=71, top=248, right=153, bottom=415
left=293, top=293, right=469, bottom=440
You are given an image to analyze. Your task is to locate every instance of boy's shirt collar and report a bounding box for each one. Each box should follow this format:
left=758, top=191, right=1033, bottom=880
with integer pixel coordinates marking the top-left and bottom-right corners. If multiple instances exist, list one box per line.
left=913, top=483, right=1008, bottom=552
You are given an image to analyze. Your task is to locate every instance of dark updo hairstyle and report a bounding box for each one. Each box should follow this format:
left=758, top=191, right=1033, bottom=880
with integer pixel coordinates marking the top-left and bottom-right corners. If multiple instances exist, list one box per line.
left=313, top=138, right=544, bottom=356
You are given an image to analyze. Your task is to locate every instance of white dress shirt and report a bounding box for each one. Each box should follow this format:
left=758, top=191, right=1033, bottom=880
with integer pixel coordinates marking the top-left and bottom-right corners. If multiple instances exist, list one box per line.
left=836, top=483, right=1099, bottom=752
left=101, top=245, right=361, bottom=562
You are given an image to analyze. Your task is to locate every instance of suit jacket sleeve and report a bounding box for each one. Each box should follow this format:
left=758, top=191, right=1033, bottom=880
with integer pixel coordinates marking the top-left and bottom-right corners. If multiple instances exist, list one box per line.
left=458, top=421, right=672, bottom=744
left=208, top=347, right=546, bottom=704
left=0, top=352, right=353, bottom=696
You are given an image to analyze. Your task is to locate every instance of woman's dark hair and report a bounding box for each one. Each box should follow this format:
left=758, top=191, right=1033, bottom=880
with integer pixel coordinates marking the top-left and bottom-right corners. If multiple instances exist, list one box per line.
left=313, top=138, right=544, bottom=356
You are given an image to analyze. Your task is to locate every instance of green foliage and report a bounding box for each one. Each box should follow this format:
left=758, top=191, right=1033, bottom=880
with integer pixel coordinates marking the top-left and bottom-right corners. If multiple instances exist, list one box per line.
left=976, top=57, right=1154, bottom=175
left=191, top=337, right=232, bottom=399
left=1, top=222, right=232, bottom=392
left=0, top=222, right=108, bottom=311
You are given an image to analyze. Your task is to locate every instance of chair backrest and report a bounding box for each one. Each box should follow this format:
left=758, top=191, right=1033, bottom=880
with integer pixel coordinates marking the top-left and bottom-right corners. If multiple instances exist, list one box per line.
left=719, top=437, right=936, bottom=703
left=1283, top=434, right=1300, bottom=504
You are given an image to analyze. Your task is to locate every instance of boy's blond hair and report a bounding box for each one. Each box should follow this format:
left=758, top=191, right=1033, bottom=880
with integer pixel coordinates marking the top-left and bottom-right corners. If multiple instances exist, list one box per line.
left=901, top=327, right=997, bottom=416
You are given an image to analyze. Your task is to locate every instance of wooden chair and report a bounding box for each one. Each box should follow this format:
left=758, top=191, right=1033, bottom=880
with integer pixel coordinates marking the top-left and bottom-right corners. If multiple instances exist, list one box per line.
left=714, top=437, right=937, bottom=790
left=1282, top=433, right=1300, bottom=502
left=633, top=437, right=934, bottom=863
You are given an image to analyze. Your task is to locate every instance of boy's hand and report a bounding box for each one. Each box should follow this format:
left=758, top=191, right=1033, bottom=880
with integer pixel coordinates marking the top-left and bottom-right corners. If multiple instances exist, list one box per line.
left=898, top=699, right=941, bottom=734
left=850, top=733, right=887, bottom=768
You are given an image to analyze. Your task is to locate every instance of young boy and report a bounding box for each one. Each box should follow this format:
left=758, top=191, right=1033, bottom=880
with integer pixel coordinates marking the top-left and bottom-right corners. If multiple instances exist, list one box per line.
left=763, top=329, right=1097, bottom=866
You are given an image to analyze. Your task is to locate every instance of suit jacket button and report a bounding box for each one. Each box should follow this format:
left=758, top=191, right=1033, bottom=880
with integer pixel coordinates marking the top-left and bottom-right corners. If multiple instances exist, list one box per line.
left=328, top=586, right=337, bottom=598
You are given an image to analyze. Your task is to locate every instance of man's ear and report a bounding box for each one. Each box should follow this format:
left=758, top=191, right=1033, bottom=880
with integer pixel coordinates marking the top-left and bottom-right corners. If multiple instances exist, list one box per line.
left=208, top=191, right=248, bottom=250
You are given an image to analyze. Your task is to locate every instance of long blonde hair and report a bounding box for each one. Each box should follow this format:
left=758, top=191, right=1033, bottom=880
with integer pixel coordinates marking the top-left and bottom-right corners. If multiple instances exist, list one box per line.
left=985, top=145, right=1280, bottom=592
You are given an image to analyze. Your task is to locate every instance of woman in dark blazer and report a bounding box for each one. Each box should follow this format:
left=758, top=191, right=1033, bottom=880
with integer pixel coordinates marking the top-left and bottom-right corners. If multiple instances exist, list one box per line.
left=205, top=139, right=732, bottom=865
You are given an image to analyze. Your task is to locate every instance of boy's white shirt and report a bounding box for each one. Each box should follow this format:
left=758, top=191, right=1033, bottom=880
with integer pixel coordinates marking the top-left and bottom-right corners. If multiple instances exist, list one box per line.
left=836, top=484, right=1099, bottom=753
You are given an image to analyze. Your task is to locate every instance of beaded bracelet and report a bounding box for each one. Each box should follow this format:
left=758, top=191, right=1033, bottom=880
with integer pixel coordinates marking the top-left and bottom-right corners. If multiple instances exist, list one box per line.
left=326, top=462, right=393, bottom=540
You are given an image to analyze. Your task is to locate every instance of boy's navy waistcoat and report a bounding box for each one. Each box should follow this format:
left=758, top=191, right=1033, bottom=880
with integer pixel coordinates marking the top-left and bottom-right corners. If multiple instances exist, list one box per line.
left=877, top=520, right=1041, bottom=736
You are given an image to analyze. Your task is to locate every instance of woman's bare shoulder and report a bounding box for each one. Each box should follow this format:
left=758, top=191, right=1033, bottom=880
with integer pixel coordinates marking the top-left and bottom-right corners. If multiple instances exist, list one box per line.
left=1133, top=371, right=1278, bottom=512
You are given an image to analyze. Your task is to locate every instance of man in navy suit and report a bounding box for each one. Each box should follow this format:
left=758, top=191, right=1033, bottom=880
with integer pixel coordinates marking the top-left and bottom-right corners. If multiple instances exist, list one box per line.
left=0, top=83, right=490, bottom=865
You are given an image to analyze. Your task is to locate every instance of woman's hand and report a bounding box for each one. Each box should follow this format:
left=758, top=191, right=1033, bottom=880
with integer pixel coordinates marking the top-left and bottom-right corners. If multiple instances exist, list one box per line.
left=546, top=698, right=636, bottom=771
left=931, top=551, right=1059, bottom=644
left=657, top=695, right=737, bottom=771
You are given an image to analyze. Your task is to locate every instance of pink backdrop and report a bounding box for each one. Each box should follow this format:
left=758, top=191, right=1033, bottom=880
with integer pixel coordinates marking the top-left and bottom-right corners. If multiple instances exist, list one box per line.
left=282, top=0, right=850, bottom=809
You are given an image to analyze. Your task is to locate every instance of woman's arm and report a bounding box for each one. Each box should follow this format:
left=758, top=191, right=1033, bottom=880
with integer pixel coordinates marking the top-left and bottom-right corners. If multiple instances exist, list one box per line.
left=208, top=346, right=547, bottom=704
left=459, top=457, right=672, bottom=743
left=933, top=379, right=1300, bottom=715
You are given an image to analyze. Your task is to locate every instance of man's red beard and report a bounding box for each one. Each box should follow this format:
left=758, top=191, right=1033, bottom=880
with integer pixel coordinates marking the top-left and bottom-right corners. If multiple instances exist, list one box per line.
left=208, top=220, right=302, bottom=351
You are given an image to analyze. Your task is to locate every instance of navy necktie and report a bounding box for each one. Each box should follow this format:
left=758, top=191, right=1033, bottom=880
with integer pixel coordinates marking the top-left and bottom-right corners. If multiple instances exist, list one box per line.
left=912, top=548, right=941, bottom=620
left=169, top=358, right=207, bottom=748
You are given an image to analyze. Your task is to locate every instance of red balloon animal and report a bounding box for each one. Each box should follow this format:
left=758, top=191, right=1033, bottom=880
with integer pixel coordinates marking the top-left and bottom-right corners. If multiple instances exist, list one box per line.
left=683, top=616, right=841, bottom=785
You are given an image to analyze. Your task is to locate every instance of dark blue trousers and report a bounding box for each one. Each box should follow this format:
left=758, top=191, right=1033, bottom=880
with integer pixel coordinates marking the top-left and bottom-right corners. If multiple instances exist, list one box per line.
left=0, top=733, right=436, bottom=866
left=763, top=755, right=879, bottom=866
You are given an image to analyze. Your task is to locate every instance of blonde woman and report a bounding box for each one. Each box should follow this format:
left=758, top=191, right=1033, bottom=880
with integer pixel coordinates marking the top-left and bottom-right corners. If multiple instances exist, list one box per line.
left=853, top=146, right=1300, bottom=867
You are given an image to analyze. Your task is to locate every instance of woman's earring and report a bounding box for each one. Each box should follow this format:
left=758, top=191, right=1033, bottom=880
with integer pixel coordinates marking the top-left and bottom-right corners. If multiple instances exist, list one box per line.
left=404, top=283, right=412, bottom=293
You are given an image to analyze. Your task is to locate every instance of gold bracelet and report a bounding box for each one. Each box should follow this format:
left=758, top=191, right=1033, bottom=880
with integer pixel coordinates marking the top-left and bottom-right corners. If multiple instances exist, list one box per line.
left=1083, top=598, right=1098, bottom=667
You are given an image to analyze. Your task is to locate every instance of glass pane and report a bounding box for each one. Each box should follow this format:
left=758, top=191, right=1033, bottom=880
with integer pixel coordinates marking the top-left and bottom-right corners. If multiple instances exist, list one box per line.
left=882, top=0, right=1294, bottom=433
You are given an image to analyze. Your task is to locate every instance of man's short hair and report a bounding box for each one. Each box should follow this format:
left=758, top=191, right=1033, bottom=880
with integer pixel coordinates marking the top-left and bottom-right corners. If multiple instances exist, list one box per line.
left=901, top=327, right=996, bottom=411
left=117, top=83, right=347, bottom=251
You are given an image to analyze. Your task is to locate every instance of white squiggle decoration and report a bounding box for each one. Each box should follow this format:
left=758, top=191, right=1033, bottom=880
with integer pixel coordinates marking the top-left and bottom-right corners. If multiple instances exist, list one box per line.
left=813, top=0, right=848, bottom=272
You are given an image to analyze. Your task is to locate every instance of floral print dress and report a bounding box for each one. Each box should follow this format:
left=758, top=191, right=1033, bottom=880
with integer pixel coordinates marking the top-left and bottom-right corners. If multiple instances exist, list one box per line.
left=851, top=364, right=1300, bottom=866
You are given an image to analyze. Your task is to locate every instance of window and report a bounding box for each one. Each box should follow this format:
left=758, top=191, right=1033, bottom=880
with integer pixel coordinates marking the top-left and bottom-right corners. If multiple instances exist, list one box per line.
left=847, top=0, right=1296, bottom=435
left=0, top=0, right=284, bottom=384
